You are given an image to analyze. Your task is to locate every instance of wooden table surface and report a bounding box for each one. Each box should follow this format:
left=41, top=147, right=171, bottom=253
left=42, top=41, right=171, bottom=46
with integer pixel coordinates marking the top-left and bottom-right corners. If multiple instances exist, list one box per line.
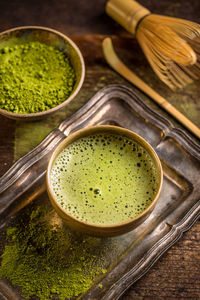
left=0, top=0, right=199, bottom=299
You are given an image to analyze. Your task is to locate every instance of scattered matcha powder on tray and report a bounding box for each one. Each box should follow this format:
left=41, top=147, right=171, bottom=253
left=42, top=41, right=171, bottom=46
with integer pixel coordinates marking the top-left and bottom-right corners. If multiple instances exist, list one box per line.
left=0, top=206, right=109, bottom=300
left=0, top=41, right=76, bottom=113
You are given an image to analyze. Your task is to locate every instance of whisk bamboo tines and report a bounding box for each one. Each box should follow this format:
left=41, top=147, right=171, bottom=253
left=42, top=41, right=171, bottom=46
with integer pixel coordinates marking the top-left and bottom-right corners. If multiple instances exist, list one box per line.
left=106, top=0, right=200, bottom=90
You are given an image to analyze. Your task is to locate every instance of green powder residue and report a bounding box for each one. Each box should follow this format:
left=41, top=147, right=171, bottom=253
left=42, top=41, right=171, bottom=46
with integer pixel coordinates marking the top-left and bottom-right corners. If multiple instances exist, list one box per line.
left=0, top=206, right=110, bottom=299
left=51, top=133, right=159, bottom=225
left=0, top=41, right=76, bottom=113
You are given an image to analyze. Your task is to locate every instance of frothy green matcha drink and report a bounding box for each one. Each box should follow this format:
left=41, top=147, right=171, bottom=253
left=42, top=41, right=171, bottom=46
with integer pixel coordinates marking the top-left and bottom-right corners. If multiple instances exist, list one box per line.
left=50, top=132, right=159, bottom=225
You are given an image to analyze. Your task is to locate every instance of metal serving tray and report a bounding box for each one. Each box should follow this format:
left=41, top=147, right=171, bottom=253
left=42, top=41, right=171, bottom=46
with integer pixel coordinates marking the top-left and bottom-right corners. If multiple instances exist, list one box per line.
left=0, top=84, right=200, bottom=300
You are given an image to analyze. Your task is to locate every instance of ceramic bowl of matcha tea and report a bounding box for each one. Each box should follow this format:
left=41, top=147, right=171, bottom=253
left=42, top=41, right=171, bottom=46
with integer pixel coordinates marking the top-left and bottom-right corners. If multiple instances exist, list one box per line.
left=0, top=26, right=85, bottom=120
left=46, top=125, right=163, bottom=237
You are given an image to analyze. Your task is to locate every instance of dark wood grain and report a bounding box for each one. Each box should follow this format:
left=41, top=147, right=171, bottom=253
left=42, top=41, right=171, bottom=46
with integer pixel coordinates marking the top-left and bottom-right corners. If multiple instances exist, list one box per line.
left=0, top=1, right=199, bottom=299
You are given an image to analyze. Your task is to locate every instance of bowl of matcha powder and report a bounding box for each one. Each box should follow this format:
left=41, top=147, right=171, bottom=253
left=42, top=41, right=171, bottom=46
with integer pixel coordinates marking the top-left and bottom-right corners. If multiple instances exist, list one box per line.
left=0, top=26, right=85, bottom=120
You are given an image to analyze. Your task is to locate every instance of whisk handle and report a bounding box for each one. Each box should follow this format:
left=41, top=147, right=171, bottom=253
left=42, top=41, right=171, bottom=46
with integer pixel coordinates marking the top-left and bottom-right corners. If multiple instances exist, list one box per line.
left=106, top=0, right=150, bottom=34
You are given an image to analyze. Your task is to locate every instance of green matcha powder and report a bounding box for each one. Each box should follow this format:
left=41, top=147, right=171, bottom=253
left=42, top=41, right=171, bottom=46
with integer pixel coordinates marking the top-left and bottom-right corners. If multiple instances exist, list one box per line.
left=0, top=41, right=76, bottom=113
left=0, top=205, right=110, bottom=299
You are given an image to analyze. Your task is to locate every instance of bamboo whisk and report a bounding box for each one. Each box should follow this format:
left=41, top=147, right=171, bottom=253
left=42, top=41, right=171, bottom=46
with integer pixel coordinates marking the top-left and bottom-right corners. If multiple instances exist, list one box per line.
left=106, top=0, right=200, bottom=90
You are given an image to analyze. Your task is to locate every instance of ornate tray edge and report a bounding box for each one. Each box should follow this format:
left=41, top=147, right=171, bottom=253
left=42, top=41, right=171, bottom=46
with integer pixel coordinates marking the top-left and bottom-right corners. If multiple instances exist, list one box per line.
left=103, top=200, right=200, bottom=299
left=0, top=84, right=199, bottom=299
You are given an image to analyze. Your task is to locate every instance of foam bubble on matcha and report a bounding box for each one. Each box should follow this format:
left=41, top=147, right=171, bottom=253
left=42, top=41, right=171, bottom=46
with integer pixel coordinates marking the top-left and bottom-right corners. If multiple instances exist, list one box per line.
left=50, top=133, right=159, bottom=225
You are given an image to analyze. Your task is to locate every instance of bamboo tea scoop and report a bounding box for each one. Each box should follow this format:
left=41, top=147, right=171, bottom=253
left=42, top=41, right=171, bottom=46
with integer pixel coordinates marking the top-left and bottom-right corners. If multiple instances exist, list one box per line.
left=102, top=37, right=200, bottom=139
